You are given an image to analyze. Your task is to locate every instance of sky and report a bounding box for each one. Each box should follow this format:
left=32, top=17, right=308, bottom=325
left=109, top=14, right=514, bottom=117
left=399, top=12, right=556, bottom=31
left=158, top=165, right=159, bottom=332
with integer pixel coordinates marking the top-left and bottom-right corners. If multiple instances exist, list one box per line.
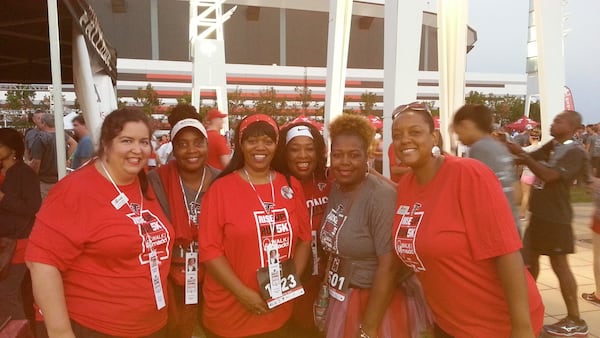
left=440, top=0, right=599, bottom=124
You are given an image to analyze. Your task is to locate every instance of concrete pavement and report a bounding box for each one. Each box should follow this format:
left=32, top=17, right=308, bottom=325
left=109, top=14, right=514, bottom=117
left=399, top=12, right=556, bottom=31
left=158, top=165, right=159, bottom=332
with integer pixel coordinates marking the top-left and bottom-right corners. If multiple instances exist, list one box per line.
left=537, top=203, right=599, bottom=337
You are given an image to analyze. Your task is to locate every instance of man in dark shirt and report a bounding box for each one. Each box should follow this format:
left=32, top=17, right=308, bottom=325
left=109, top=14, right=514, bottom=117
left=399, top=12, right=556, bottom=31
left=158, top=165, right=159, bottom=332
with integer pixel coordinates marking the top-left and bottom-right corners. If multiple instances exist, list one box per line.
left=506, top=110, right=591, bottom=336
left=29, top=113, right=76, bottom=199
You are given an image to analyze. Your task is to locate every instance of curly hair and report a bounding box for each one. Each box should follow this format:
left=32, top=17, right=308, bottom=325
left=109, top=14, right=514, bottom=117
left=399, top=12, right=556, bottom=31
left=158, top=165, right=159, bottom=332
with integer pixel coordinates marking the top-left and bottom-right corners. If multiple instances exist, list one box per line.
left=329, top=114, right=375, bottom=152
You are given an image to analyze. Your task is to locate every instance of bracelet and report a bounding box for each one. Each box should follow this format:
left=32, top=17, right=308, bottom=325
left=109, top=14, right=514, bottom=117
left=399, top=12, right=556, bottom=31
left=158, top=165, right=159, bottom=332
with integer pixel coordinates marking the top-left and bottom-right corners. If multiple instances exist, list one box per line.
left=359, top=324, right=372, bottom=338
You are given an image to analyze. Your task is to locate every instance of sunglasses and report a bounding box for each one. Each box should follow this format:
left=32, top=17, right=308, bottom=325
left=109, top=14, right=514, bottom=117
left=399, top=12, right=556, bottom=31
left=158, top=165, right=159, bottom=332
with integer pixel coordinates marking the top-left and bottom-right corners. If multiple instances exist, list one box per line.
left=392, top=102, right=431, bottom=120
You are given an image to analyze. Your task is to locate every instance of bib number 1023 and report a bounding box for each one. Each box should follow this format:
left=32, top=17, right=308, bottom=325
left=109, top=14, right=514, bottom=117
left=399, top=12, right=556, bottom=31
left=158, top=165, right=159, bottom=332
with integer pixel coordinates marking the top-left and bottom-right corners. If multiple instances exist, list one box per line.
left=264, top=274, right=297, bottom=295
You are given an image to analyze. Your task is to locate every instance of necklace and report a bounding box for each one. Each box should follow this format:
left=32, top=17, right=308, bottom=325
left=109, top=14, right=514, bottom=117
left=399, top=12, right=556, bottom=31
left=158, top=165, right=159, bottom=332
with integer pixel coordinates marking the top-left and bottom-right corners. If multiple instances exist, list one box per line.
left=179, top=167, right=207, bottom=226
left=243, top=168, right=275, bottom=214
left=99, top=160, right=143, bottom=215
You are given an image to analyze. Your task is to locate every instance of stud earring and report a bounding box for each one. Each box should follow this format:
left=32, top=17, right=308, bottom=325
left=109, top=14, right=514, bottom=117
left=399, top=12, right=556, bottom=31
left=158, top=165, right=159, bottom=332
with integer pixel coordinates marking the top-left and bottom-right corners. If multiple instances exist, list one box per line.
left=431, top=146, right=441, bottom=157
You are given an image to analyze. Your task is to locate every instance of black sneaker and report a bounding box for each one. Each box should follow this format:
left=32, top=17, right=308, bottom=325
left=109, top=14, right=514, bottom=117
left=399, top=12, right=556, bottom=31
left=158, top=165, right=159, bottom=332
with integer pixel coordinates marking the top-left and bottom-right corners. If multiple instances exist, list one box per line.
left=543, top=317, right=589, bottom=337
left=581, top=291, right=600, bottom=306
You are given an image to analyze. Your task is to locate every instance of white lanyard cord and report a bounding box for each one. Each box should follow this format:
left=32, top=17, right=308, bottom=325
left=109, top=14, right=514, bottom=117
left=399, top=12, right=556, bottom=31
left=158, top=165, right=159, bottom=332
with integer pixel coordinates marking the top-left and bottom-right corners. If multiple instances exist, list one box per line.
left=243, top=168, right=275, bottom=214
left=179, top=167, right=206, bottom=225
left=100, top=160, right=143, bottom=214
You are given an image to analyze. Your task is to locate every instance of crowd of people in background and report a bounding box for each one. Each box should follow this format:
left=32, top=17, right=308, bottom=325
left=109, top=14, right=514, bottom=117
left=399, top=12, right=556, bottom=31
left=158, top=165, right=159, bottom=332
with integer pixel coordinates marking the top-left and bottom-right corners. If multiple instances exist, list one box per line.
left=0, top=103, right=599, bottom=338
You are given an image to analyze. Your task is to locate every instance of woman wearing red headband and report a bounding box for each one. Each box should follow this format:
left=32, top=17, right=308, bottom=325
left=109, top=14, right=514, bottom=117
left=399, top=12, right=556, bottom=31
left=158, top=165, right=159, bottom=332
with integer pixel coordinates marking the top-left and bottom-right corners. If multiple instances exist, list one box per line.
left=199, top=114, right=311, bottom=337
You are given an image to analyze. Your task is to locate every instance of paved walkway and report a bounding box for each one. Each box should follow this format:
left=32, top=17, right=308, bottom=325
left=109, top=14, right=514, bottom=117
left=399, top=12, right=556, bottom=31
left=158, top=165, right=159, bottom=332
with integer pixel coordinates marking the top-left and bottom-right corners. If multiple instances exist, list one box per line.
left=538, top=203, right=599, bottom=337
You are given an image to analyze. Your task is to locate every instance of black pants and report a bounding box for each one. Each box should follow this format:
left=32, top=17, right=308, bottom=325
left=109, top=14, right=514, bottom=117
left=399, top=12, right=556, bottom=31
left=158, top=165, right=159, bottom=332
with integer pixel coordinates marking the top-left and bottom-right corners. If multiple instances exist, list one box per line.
left=204, top=324, right=289, bottom=338
left=35, top=320, right=166, bottom=338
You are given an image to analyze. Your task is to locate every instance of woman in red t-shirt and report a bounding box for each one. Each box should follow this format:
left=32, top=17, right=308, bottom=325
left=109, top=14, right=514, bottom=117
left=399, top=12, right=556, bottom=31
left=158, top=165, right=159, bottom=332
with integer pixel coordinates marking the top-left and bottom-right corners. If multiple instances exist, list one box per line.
left=149, top=114, right=219, bottom=338
left=273, top=122, right=329, bottom=336
left=199, top=114, right=311, bottom=338
left=26, top=107, right=173, bottom=338
left=390, top=103, right=544, bottom=337
left=0, top=128, right=41, bottom=322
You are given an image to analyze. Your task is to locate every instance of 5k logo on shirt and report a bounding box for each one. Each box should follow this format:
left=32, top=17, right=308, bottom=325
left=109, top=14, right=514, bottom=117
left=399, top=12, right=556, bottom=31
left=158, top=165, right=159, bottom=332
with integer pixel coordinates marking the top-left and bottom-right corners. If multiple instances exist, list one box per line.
left=394, top=203, right=426, bottom=271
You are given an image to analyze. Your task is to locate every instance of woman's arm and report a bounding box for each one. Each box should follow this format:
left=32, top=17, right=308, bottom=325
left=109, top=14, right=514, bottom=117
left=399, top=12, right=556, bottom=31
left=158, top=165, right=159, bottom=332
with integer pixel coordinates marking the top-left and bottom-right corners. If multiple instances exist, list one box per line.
left=205, top=256, right=269, bottom=314
left=359, top=251, right=400, bottom=338
left=27, top=262, right=75, bottom=338
left=293, top=239, right=311, bottom=278
left=495, top=251, right=535, bottom=338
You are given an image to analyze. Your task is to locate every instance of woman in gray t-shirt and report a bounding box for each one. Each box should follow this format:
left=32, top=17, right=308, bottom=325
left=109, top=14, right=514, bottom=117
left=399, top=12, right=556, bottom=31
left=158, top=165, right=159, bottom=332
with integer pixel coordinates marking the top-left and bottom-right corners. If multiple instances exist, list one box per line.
left=320, top=114, right=412, bottom=338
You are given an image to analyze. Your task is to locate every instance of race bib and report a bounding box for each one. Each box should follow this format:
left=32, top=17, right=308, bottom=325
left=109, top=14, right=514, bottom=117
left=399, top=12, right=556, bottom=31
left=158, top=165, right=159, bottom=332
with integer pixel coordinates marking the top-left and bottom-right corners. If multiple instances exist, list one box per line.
left=257, top=259, right=304, bottom=309
left=327, top=255, right=353, bottom=301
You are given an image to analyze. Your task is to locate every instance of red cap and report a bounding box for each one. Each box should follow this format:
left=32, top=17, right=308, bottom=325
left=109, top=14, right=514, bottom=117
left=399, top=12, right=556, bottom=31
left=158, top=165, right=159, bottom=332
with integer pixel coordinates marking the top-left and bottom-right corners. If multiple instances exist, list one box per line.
left=207, top=109, right=227, bottom=121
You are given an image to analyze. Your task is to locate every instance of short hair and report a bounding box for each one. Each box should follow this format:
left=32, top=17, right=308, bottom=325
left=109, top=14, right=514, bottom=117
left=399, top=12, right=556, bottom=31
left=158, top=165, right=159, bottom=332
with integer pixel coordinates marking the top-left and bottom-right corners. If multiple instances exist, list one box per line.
left=41, top=113, right=55, bottom=128
left=562, top=110, right=582, bottom=129
left=329, top=114, right=375, bottom=152
left=168, top=104, right=199, bottom=127
left=0, top=128, right=25, bottom=160
left=453, top=104, right=494, bottom=134
left=72, top=114, right=86, bottom=126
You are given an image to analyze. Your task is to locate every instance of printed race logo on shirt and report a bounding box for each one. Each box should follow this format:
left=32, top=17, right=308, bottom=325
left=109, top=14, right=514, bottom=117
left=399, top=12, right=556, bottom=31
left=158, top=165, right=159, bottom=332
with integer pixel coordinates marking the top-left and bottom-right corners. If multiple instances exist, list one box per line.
left=127, top=209, right=171, bottom=265
left=320, top=204, right=347, bottom=254
left=254, top=208, right=293, bottom=265
left=394, top=203, right=426, bottom=271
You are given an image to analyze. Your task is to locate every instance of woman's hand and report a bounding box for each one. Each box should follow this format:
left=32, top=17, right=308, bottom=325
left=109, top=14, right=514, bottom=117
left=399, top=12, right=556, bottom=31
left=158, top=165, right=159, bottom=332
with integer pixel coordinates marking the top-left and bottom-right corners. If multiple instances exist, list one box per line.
left=356, top=324, right=378, bottom=338
left=236, top=286, right=269, bottom=315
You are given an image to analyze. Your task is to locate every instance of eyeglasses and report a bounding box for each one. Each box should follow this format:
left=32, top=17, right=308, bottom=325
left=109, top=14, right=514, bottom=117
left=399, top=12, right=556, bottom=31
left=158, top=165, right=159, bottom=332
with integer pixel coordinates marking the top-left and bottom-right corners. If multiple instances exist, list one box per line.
left=392, top=102, right=430, bottom=120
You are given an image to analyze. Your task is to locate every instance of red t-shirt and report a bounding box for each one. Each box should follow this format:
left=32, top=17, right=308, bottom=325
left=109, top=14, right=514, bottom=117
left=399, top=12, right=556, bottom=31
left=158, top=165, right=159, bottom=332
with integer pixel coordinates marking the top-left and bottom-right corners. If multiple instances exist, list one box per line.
left=206, top=130, right=231, bottom=169
left=199, top=172, right=311, bottom=336
left=393, top=156, right=543, bottom=337
left=25, top=164, right=174, bottom=337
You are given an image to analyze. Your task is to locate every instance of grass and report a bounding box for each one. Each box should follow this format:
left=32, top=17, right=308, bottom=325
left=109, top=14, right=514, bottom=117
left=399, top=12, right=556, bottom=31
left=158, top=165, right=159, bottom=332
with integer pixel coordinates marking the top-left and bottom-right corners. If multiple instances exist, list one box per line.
left=571, top=184, right=594, bottom=203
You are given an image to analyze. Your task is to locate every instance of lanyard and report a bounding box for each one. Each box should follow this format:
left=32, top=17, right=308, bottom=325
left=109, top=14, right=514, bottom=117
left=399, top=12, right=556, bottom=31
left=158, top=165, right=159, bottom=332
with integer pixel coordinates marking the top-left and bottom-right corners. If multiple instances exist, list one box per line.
left=244, top=168, right=276, bottom=240
left=178, top=167, right=206, bottom=226
left=100, top=160, right=143, bottom=214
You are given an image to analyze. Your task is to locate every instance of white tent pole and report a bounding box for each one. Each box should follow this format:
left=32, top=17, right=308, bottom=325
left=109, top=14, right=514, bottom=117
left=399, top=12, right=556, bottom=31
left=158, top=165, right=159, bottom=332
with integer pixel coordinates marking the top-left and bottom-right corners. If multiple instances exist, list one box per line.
left=47, top=0, right=67, bottom=180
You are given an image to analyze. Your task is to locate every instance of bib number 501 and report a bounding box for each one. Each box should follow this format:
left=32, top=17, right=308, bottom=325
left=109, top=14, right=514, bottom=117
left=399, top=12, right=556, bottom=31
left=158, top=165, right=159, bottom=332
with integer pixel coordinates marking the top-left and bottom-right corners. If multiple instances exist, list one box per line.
left=328, top=271, right=346, bottom=290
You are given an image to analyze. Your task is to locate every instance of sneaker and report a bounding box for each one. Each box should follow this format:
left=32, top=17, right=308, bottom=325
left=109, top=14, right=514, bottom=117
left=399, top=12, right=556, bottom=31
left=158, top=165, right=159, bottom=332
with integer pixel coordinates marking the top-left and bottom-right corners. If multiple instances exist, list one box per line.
left=543, top=317, right=589, bottom=337
left=582, top=291, right=600, bottom=306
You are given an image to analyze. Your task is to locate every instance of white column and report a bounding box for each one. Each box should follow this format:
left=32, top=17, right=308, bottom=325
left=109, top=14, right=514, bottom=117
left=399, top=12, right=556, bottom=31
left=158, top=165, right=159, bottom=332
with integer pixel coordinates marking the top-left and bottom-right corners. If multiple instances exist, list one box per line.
left=280, top=8, right=287, bottom=66
left=533, top=0, right=565, bottom=143
left=382, top=0, right=423, bottom=178
left=323, top=0, right=353, bottom=146
left=437, top=0, right=468, bottom=154
left=47, top=0, right=67, bottom=180
left=151, top=0, right=160, bottom=60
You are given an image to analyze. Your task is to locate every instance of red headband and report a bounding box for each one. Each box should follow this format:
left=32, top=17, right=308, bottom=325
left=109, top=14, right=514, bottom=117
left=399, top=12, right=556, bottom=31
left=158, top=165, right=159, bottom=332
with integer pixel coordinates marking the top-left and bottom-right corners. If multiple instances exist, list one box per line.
left=239, top=114, right=279, bottom=143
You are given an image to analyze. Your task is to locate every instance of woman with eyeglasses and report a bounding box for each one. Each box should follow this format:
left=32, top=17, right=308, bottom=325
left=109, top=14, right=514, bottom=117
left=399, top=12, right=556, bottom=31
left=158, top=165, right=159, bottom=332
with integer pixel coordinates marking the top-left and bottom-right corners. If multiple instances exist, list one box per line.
left=198, top=114, right=311, bottom=338
left=390, top=103, right=544, bottom=337
left=321, top=114, right=413, bottom=338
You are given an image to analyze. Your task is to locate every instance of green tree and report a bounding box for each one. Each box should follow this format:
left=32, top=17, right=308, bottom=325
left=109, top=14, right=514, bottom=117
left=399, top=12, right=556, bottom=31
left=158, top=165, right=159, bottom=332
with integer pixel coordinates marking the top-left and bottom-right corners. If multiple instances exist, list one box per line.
left=133, top=83, right=162, bottom=115
left=228, top=87, right=248, bottom=115
left=359, top=91, right=377, bottom=116
left=294, top=85, right=313, bottom=115
left=176, top=93, right=192, bottom=105
left=5, top=85, right=36, bottom=110
left=254, top=87, right=286, bottom=116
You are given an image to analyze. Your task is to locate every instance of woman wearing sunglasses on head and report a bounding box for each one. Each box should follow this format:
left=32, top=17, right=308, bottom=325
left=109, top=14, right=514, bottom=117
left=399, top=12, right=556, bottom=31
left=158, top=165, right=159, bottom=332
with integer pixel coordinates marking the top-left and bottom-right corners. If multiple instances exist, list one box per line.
left=391, top=103, right=543, bottom=337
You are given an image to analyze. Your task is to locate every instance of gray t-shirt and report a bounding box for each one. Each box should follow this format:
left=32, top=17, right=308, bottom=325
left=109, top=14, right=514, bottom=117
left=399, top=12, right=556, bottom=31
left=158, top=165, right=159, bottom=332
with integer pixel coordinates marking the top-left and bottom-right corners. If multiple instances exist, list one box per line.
left=589, top=134, right=600, bottom=157
left=468, top=136, right=520, bottom=232
left=322, top=174, right=396, bottom=288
